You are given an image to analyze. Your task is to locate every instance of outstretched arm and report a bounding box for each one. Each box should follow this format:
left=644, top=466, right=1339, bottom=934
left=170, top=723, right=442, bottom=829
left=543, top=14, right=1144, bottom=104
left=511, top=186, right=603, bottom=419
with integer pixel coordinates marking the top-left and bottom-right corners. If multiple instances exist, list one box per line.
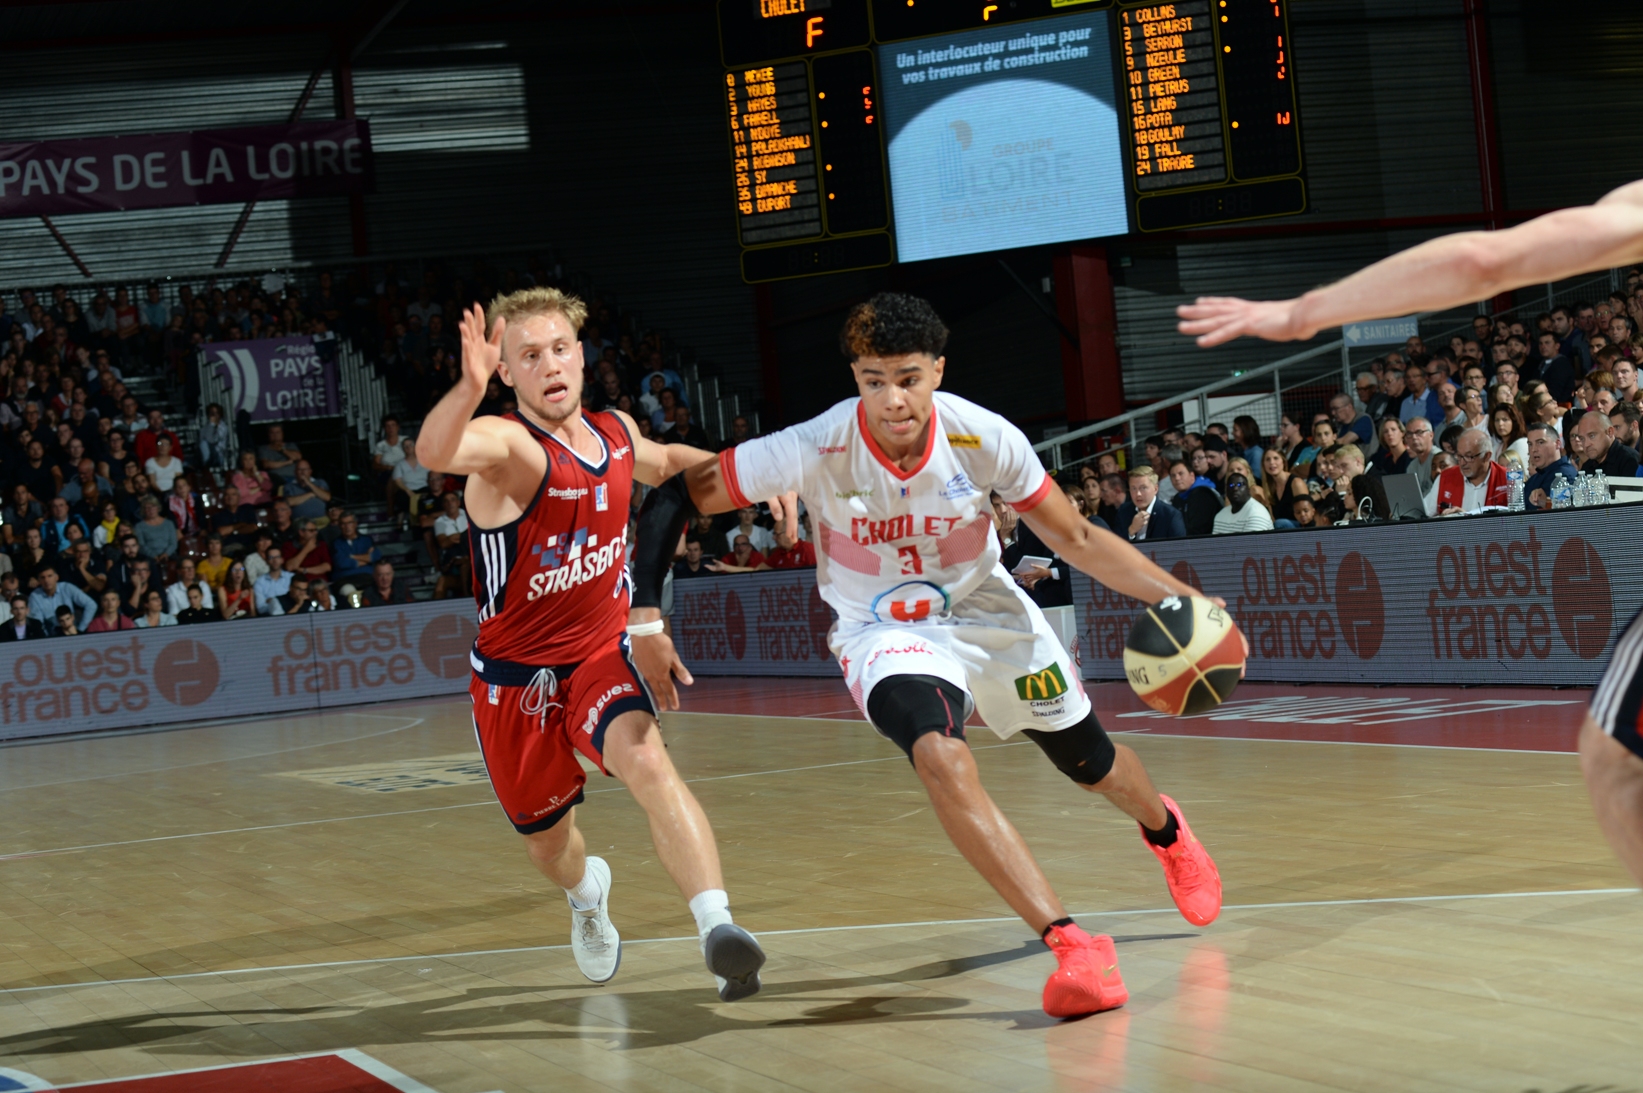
left=1178, top=180, right=1643, bottom=347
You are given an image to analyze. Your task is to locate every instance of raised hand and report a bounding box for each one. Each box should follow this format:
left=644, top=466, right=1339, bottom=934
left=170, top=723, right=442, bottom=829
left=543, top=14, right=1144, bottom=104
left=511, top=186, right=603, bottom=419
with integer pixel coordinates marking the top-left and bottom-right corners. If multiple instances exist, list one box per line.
left=1176, top=297, right=1317, bottom=348
left=457, top=304, right=505, bottom=390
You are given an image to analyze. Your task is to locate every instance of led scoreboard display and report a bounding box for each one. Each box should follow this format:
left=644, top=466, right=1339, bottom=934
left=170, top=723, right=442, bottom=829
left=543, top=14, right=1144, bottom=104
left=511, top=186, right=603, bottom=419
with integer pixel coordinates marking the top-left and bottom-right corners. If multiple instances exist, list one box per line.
left=718, top=0, right=1304, bottom=282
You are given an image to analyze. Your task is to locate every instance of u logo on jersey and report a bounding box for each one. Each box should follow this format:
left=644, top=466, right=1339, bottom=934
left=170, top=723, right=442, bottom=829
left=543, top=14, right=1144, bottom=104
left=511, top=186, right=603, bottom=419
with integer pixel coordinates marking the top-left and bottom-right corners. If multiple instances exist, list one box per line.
left=870, top=581, right=950, bottom=624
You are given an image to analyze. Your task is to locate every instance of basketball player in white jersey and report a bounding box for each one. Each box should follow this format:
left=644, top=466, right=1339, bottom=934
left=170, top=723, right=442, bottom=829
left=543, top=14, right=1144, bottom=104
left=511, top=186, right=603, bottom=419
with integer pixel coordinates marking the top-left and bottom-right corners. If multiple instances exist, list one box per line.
left=1176, top=179, right=1643, bottom=885
left=628, top=293, right=1226, bottom=1018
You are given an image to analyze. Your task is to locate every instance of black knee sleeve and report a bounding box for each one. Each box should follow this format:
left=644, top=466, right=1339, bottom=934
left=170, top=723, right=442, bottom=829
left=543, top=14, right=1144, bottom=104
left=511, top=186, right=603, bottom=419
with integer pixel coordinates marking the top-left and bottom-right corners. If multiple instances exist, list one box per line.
left=1023, top=711, right=1116, bottom=785
left=865, top=674, right=968, bottom=759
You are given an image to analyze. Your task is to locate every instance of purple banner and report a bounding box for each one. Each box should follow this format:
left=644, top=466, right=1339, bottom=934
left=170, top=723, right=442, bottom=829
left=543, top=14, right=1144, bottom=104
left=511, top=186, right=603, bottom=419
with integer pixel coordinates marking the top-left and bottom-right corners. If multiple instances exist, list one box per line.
left=210, top=336, right=341, bottom=422
left=0, top=120, right=373, bottom=219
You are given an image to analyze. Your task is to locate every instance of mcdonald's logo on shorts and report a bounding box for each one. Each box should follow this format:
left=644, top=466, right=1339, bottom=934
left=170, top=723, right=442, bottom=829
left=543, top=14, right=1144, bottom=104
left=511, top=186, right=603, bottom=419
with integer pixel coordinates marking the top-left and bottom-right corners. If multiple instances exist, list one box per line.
left=1014, top=663, right=1068, bottom=701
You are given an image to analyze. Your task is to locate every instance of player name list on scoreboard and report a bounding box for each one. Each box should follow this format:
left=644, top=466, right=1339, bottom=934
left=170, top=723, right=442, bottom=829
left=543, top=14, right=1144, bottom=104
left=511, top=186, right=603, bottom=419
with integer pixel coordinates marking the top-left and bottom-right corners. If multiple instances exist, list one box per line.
left=727, top=61, right=822, bottom=245
left=1121, top=1, right=1227, bottom=192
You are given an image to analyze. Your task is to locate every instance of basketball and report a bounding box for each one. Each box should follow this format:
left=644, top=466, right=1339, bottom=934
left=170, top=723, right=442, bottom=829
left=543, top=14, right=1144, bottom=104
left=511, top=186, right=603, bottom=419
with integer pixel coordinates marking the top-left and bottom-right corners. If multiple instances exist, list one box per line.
left=1123, top=596, right=1246, bottom=716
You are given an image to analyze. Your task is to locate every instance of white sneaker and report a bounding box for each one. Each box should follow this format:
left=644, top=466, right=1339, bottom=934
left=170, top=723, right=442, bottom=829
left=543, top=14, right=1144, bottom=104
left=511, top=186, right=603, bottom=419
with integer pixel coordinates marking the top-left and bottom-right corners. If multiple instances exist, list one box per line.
left=568, top=856, right=621, bottom=983
left=703, top=922, right=765, bottom=1001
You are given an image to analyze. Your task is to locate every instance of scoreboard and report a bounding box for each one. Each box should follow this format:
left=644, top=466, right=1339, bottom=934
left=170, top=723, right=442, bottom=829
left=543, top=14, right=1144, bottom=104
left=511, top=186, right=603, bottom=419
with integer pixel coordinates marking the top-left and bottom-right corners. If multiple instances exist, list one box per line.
left=718, top=0, right=1304, bottom=282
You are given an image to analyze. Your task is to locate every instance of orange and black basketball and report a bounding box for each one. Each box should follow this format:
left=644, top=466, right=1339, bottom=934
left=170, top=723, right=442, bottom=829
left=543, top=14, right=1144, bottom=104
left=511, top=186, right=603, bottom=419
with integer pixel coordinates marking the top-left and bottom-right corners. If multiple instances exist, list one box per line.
left=1123, top=596, right=1245, bottom=716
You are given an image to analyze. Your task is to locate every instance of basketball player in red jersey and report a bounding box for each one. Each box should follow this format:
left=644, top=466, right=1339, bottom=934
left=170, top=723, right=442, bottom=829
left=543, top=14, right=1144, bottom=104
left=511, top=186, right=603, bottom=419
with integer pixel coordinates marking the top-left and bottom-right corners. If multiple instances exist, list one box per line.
left=417, top=287, right=784, bottom=999
left=1176, top=180, right=1643, bottom=885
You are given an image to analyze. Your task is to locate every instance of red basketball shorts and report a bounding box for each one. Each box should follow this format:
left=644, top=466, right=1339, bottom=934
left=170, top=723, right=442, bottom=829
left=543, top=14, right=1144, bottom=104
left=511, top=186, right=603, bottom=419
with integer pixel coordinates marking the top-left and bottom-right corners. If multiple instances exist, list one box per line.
left=469, top=634, right=657, bottom=834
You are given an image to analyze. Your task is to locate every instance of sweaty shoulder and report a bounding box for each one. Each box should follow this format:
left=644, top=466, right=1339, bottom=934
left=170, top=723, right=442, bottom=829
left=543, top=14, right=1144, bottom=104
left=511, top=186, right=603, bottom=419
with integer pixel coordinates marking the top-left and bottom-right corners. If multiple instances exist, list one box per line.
left=933, top=392, right=1050, bottom=508
left=722, top=399, right=858, bottom=507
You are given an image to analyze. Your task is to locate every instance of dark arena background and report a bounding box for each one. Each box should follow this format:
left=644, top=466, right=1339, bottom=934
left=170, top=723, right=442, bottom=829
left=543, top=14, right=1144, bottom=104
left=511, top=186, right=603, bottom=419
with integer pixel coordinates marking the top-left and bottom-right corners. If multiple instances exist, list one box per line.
left=2, top=2, right=1642, bottom=1090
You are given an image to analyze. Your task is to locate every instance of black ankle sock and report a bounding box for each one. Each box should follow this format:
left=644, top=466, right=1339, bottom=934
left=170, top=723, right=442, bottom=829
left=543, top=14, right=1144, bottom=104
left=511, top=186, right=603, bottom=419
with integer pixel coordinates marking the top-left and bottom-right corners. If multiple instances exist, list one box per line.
left=1143, top=810, right=1179, bottom=848
left=1040, top=916, right=1076, bottom=939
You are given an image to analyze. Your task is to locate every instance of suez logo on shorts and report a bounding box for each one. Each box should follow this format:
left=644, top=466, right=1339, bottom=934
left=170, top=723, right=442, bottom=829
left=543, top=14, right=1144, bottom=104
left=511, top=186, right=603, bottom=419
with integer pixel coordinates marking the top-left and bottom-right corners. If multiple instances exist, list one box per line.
left=583, top=682, right=637, bottom=734
left=526, top=525, right=628, bottom=600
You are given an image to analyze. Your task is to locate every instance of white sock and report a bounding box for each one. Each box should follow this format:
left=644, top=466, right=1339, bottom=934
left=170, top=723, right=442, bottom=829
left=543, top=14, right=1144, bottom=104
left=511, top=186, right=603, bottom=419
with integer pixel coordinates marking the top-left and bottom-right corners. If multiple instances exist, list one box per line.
left=565, top=869, right=602, bottom=911
left=689, top=888, right=733, bottom=941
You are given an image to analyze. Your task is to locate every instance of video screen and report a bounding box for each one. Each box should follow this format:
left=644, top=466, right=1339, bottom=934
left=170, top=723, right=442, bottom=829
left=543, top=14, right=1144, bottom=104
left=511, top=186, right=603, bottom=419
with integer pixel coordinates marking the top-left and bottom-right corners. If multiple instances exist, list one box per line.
left=877, top=10, right=1128, bottom=263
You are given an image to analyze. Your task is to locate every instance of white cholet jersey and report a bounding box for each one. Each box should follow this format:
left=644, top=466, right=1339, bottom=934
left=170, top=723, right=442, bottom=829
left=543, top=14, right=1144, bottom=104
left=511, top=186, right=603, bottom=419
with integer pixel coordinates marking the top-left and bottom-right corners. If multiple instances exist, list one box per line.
left=722, top=392, right=1053, bottom=626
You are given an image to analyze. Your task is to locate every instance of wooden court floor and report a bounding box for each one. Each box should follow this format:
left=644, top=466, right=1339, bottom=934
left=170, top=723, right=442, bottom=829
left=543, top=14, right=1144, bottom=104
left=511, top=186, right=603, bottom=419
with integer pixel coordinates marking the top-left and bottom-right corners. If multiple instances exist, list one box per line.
left=0, top=681, right=1639, bottom=1092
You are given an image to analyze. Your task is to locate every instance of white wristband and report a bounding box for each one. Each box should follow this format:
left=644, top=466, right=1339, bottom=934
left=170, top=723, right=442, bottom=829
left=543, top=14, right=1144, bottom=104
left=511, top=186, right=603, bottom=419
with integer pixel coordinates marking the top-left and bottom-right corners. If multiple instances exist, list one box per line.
left=626, top=620, right=665, bottom=637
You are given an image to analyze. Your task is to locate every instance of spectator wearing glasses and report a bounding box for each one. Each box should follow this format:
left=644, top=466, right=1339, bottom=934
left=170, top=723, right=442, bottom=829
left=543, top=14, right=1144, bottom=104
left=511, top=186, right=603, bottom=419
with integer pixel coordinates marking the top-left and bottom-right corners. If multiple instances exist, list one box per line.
left=1213, top=472, right=1273, bottom=535
left=1402, top=417, right=1439, bottom=493
left=1524, top=423, right=1579, bottom=511
left=1328, top=393, right=1375, bottom=453
left=1379, top=365, right=1408, bottom=420
left=1573, top=407, right=1641, bottom=477
left=1354, top=373, right=1386, bottom=420
left=1425, top=427, right=1509, bottom=516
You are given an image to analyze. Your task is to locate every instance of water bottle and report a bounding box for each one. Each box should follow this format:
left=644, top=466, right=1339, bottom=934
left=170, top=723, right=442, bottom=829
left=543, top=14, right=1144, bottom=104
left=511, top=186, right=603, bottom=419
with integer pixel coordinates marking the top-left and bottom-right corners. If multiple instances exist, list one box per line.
left=1597, top=470, right=1610, bottom=506
left=1574, top=473, right=1589, bottom=507
left=1552, top=476, right=1573, bottom=510
left=1507, top=466, right=1525, bottom=512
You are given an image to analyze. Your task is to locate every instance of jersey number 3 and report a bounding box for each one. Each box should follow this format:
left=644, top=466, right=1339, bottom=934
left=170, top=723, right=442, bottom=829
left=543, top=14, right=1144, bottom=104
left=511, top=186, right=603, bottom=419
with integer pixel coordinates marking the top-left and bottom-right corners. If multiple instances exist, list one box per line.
left=896, top=545, right=923, bottom=575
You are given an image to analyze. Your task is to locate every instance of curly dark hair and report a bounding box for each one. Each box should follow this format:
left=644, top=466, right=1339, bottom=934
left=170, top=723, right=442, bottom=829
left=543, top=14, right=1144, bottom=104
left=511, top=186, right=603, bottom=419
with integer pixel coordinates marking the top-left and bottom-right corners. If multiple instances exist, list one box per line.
left=839, top=292, right=949, bottom=361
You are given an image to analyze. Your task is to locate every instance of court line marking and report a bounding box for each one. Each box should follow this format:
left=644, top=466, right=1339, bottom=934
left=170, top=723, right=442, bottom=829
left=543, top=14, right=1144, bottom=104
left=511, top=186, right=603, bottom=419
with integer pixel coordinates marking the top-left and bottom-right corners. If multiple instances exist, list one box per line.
left=1, top=887, right=1632, bottom=998
left=45, top=1048, right=448, bottom=1092
left=710, top=713, right=1587, bottom=756
left=0, top=715, right=429, bottom=792
left=0, top=745, right=1028, bottom=861
left=0, top=723, right=1583, bottom=862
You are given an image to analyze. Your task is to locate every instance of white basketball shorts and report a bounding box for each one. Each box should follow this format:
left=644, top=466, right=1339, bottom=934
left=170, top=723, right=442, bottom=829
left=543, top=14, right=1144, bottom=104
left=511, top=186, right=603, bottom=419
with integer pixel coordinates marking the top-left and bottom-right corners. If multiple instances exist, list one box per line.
left=831, top=571, right=1091, bottom=739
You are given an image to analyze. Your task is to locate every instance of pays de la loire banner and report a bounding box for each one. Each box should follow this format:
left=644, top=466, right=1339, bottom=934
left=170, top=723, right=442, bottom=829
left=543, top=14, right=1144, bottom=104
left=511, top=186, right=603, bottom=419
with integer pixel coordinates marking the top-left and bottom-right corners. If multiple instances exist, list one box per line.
left=0, top=602, right=476, bottom=742
left=0, top=120, right=373, bottom=219
left=212, top=335, right=341, bottom=421
left=669, top=506, right=1643, bottom=688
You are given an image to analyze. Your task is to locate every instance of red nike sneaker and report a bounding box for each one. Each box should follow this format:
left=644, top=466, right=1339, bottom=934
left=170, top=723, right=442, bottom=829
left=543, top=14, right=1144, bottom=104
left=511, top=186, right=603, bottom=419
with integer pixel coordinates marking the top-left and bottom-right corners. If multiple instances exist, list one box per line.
left=1143, top=793, right=1222, bottom=927
left=1042, top=923, right=1128, bottom=1019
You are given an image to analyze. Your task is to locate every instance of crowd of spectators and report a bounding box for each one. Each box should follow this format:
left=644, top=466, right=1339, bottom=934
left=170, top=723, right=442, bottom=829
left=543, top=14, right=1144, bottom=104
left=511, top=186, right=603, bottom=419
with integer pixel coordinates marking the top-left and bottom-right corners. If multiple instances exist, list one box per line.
left=1045, top=285, right=1643, bottom=553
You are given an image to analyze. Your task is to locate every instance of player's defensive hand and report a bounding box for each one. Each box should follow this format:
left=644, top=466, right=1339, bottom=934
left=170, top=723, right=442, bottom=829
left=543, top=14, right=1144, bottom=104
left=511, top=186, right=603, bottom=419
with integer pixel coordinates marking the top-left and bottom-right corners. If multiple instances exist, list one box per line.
left=632, top=631, right=693, bottom=711
left=457, top=304, right=505, bottom=389
left=767, top=490, right=800, bottom=541
left=1176, top=296, right=1316, bottom=347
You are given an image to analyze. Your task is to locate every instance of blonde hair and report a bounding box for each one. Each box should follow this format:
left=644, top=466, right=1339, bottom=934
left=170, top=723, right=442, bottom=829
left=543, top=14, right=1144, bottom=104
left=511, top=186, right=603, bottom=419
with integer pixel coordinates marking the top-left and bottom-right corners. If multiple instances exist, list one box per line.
left=1127, top=466, right=1158, bottom=483
left=486, top=287, right=588, bottom=347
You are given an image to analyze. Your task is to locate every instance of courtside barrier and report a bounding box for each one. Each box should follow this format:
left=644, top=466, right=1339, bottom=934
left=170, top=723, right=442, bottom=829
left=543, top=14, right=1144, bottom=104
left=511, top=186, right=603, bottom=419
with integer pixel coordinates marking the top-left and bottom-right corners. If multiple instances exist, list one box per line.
left=0, top=601, right=476, bottom=742
left=670, top=506, right=1643, bottom=688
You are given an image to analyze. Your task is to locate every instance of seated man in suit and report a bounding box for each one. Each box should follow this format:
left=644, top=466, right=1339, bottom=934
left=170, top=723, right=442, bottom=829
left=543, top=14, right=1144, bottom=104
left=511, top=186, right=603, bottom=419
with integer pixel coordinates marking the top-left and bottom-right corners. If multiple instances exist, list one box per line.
left=1114, top=466, right=1187, bottom=542
left=0, top=595, right=46, bottom=641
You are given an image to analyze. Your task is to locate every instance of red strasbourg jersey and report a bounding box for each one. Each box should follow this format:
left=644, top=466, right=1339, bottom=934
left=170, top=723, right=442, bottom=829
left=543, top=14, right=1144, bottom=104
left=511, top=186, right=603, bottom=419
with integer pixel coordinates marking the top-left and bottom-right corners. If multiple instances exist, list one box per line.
left=470, top=410, right=635, bottom=668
